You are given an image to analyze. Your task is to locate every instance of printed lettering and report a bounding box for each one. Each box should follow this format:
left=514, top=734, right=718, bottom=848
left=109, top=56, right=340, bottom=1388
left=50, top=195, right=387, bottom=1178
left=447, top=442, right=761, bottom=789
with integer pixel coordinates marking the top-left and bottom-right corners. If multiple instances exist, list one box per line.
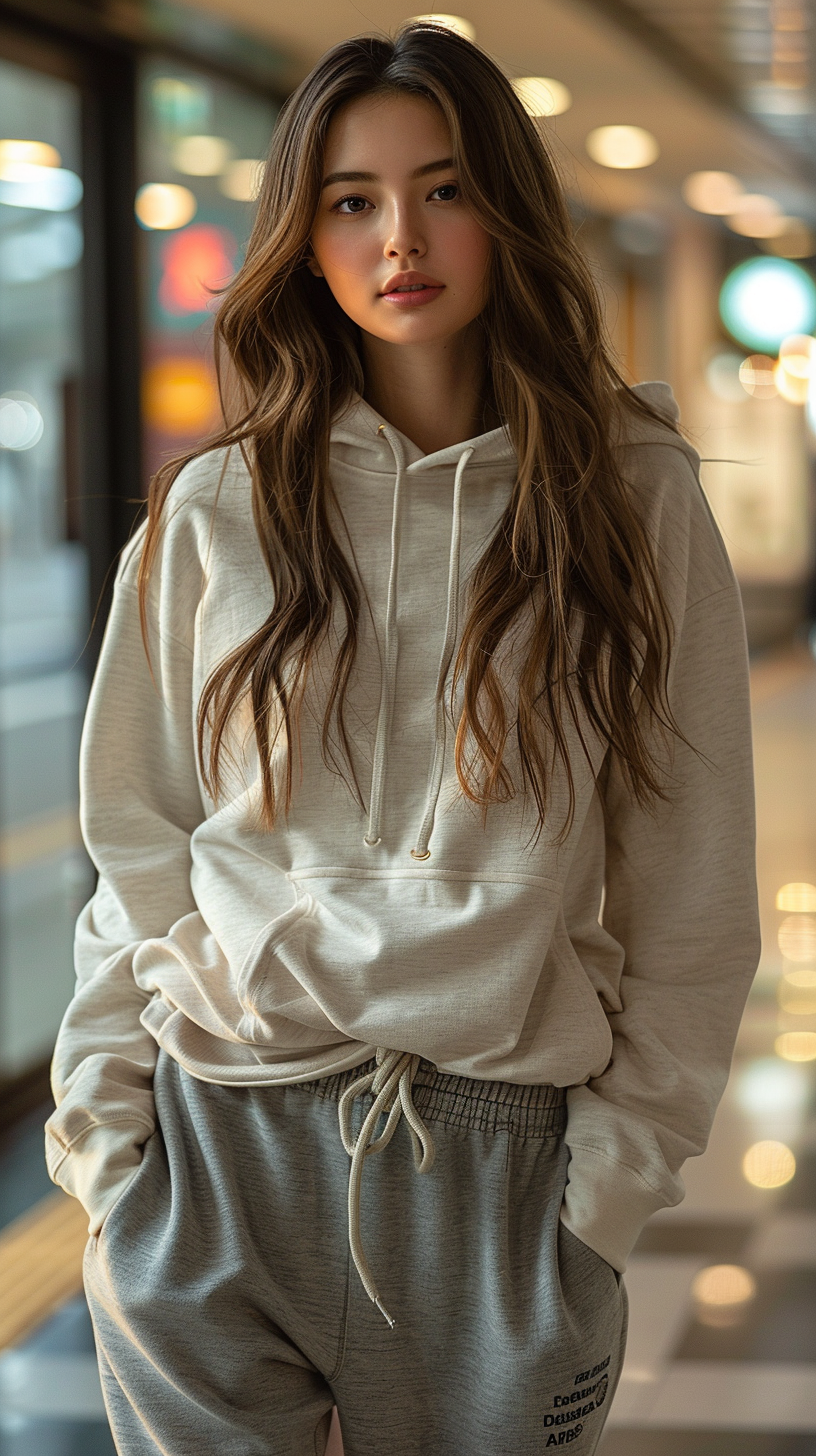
left=574, top=1370, right=590, bottom=1385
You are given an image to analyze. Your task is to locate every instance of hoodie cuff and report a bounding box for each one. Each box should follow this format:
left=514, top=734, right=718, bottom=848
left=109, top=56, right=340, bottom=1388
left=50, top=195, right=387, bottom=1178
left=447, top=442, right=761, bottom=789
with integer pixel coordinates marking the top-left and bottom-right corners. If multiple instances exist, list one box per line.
left=45, top=1114, right=154, bottom=1237
left=559, top=1139, right=680, bottom=1273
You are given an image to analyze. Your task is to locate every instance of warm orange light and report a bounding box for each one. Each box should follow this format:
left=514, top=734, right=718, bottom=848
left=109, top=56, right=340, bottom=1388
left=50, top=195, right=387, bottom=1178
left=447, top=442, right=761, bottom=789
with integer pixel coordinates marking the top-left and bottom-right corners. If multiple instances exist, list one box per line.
left=775, top=359, right=810, bottom=402
left=142, top=357, right=219, bottom=435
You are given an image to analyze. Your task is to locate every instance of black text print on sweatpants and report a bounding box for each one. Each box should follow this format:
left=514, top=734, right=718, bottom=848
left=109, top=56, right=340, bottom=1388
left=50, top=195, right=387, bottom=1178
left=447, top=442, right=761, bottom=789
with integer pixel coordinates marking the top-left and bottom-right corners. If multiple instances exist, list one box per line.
left=84, top=1049, right=627, bottom=1456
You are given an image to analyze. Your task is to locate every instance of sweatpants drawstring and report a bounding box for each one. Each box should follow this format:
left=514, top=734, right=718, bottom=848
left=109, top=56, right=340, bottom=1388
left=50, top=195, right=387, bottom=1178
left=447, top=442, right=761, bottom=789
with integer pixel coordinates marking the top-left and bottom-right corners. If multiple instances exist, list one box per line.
left=337, top=1047, right=435, bottom=1327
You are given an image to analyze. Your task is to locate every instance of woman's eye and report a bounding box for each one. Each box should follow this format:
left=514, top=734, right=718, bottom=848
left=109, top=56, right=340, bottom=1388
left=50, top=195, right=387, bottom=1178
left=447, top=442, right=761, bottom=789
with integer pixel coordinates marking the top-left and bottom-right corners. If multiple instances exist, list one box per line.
left=334, top=195, right=371, bottom=215
left=430, top=183, right=459, bottom=202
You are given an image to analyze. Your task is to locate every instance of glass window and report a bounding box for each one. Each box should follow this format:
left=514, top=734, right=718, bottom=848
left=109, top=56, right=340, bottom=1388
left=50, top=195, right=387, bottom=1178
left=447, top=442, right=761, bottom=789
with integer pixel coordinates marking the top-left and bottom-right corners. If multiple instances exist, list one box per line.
left=0, top=56, right=93, bottom=1080
left=137, top=58, right=278, bottom=485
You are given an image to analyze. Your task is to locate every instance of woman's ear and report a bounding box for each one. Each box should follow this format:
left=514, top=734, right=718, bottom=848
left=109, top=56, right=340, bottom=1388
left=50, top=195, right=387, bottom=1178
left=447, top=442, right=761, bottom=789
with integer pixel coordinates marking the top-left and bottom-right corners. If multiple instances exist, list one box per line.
left=306, top=254, right=324, bottom=278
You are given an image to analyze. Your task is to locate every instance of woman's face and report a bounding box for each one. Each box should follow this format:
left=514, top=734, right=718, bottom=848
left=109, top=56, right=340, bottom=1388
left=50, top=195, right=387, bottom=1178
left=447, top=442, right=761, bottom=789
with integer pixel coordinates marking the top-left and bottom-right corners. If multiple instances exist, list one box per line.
left=309, top=92, right=491, bottom=347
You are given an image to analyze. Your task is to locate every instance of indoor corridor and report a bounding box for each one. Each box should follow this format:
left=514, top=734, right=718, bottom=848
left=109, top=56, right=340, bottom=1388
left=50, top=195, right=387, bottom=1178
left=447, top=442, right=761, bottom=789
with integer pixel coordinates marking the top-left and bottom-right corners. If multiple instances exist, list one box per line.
left=1, top=639, right=815, bottom=1454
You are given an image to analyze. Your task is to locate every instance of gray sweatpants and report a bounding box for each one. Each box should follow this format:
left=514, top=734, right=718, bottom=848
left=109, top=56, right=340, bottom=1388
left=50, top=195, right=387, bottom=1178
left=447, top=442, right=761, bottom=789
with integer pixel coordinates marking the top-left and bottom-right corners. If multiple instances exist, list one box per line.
left=84, top=1049, right=627, bottom=1455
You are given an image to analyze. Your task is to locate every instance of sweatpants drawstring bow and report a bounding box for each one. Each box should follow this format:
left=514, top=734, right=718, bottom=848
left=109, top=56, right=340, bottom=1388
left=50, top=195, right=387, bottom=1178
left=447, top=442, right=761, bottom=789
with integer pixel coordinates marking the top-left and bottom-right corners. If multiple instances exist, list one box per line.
left=337, top=1048, right=435, bottom=1327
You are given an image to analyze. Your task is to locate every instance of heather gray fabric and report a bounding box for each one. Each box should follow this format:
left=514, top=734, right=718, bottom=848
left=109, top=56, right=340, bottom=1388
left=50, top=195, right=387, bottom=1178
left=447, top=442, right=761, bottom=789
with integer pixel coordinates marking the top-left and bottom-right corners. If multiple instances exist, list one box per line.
left=84, top=1049, right=628, bottom=1456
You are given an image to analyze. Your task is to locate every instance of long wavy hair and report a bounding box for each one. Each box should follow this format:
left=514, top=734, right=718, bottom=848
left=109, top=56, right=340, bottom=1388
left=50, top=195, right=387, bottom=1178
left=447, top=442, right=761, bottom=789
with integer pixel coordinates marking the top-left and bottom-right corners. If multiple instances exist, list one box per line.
left=139, top=21, right=683, bottom=835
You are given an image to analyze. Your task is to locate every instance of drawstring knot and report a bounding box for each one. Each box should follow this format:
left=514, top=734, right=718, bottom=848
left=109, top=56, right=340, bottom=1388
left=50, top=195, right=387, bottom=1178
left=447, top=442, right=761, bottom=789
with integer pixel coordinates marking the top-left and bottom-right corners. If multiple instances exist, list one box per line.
left=337, top=1047, right=435, bottom=1327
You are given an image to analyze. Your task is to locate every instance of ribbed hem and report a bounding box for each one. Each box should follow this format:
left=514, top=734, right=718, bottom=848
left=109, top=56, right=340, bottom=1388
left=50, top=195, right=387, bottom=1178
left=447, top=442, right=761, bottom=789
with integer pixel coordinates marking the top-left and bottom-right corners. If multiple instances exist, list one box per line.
left=296, top=1057, right=566, bottom=1139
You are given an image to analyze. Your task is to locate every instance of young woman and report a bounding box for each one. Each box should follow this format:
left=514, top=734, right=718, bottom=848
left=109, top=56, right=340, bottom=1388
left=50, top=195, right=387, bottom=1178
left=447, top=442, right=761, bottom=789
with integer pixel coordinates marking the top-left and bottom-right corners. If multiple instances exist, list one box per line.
left=47, top=22, right=760, bottom=1455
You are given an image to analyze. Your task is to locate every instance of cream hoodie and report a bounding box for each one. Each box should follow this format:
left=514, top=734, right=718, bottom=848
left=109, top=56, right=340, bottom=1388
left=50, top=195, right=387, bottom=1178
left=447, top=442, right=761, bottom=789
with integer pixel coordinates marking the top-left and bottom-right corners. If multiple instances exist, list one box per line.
left=46, top=382, right=760, bottom=1283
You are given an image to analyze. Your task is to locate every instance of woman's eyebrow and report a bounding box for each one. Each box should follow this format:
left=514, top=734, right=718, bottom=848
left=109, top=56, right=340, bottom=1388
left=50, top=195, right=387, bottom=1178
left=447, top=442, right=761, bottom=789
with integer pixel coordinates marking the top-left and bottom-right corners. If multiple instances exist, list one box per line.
left=321, top=157, right=455, bottom=188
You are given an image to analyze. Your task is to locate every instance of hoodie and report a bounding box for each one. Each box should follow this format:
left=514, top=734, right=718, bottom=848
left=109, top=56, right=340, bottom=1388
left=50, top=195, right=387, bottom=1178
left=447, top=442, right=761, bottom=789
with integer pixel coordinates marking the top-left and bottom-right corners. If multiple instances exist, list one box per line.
left=46, top=381, right=760, bottom=1300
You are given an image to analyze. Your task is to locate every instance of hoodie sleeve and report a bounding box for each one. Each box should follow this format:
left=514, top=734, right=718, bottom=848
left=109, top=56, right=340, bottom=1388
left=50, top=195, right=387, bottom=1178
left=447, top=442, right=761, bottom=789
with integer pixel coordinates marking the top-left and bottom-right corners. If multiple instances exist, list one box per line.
left=560, top=435, right=761, bottom=1272
left=45, top=515, right=206, bottom=1235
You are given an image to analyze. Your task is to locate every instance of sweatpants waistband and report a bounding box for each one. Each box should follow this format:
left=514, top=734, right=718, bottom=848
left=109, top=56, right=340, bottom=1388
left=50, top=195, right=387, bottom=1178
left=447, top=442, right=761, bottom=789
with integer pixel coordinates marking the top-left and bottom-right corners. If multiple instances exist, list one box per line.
left=297, top=1056, right=567, bottom=1140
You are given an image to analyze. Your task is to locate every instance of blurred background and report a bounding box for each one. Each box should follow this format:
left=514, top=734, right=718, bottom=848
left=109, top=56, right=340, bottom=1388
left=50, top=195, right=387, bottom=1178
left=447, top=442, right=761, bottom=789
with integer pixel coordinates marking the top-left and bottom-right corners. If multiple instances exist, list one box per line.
left=0, top=0, right=815, bottom=1452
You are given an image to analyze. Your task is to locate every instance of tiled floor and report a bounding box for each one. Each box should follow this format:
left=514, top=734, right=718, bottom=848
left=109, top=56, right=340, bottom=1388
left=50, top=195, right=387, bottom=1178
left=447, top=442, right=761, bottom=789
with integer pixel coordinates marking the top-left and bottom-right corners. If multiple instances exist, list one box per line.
left=598, top=642, right=816, bottom=1455
left=1, top=642, right=815, bottom=1456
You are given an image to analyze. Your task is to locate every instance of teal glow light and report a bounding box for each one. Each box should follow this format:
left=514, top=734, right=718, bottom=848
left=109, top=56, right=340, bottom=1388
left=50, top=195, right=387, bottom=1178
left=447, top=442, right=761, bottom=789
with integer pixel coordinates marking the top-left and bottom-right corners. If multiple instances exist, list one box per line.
left=720, top=257, right=816, bottom=353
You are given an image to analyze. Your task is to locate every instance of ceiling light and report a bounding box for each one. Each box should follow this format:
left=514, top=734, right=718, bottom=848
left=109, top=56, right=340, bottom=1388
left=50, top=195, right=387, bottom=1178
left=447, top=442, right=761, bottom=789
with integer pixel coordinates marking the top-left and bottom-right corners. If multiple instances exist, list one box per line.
left=682, top=170, right=744, bottom=215
left=719, top=257, right=816, bottom=352
left=219, top=159, right=264, bottom=202
left=742, top=1139, right=796, bottom=1188
left=586, top=125, right=659, bottom=169
left=135, top=183, right=197, bottom=230
left=410, top=14, right=476, bottom=40
left=776, top=882, right=816, bottom=912
left=512, top=77, right=572, bottom=117
left=172, top=135, right=233, bottom=177
left=0, top=139, right=60, bottom=169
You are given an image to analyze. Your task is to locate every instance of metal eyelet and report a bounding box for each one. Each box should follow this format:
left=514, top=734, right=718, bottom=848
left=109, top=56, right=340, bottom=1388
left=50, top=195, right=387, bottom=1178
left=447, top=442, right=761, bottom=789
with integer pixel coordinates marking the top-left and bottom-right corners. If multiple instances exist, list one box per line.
left=364, top=835, right=381, bottom=847
left=410, top=849, right=431, bottom=861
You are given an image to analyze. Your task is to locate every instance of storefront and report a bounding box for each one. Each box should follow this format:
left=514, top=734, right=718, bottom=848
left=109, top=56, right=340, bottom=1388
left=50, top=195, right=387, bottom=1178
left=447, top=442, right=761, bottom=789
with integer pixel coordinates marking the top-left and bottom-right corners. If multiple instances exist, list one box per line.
left=0, top=0, right=281, bottom=1115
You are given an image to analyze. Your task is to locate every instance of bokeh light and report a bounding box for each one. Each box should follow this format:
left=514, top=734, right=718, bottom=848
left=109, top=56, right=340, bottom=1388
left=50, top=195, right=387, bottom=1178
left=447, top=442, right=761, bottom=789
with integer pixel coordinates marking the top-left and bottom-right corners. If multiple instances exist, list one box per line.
left=0, top=393, right=44, bottom=450
left=586, top=125, right=659, bottom=169
left=727, top=194, right=784, bottom=238
left=512, top=77, right=572, bottom=117
left=135, top=183, right=197, bottom=230
left=171, top=135, right=233, bottom=177
left=157, top=224, right=237, bottom=316
left=0, top=139, right=60, bottom=170
left=776, top=882, right=816, bottom=912
left=692, top=1264, right=757, bottom=1327
left=682, top=170, right=743, bottom=215
left=219, top=159, right=264, bottom=202
left=142, top=357, right=219, bottom=435
left=735, top=1057, right=810, bottom=1116
left=720, top=258, right=816, bottom=353
left=742, top=1140, right=796, bottom=1189
left=739, top=355, right=778, bottom=399
left=778, top=977, right=816, bottom=1016
left=778, top=914, right=816, bottom=961
left=761, top=219, right=816, bottom=259
left=776, top=1031, right=816, bottom=1061
left=0, top=165, right=82, bottom=212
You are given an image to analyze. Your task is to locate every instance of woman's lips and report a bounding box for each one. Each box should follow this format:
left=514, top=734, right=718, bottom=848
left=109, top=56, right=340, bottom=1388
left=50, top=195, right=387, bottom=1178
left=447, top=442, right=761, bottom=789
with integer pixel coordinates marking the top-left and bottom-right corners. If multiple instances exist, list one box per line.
left=379, top=284, right=445, bottom=306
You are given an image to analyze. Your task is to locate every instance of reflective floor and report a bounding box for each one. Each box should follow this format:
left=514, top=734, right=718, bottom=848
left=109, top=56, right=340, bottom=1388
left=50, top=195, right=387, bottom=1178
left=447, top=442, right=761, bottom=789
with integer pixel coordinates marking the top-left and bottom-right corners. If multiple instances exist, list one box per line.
left=1, top=643, right=815, bottom=1456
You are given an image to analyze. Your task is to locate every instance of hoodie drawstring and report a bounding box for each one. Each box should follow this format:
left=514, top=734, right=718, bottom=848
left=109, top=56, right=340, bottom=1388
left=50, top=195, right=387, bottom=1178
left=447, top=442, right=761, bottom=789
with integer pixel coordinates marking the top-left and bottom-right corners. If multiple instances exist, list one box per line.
left=411, top=446, right=474, bottom=860
left=337, top=1047, right=435, bottom=1327
left=365, top=426, right=474, bottom=861
left=364, top=426, right=407, bottom=849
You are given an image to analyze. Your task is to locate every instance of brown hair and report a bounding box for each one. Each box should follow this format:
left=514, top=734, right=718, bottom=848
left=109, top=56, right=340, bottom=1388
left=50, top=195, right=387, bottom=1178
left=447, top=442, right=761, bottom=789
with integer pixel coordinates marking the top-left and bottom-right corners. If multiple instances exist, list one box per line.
left=139, top=22, right=682, bottom=835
